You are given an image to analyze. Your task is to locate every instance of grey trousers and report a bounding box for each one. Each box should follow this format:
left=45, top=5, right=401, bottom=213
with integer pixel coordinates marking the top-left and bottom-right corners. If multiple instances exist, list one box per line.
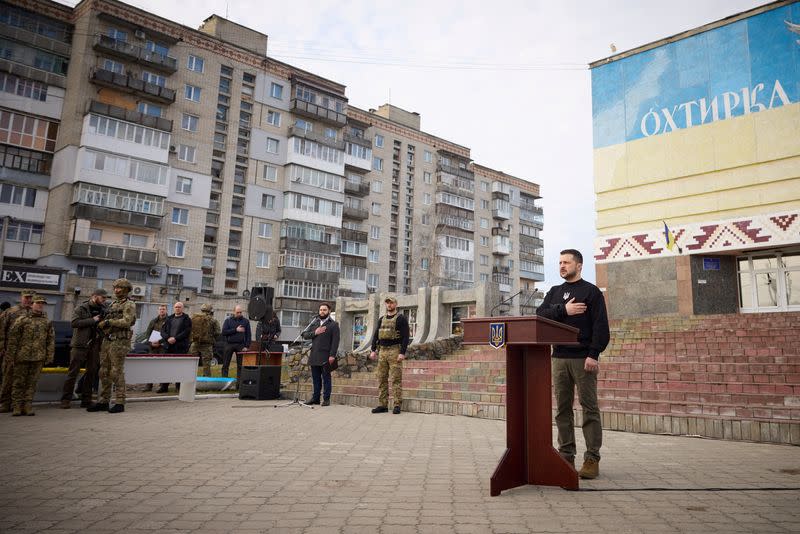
left=552, top=357, right=602, bottom=462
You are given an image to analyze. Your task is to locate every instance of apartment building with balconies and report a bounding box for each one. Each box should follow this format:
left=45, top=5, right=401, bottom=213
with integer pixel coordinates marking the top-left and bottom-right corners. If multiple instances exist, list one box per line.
left=2, top=0, right=544, bottom=331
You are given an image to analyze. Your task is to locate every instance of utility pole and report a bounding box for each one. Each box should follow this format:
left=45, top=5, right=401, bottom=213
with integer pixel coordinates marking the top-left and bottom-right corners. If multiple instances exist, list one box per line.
left=0, top=215, right=9, bottom=275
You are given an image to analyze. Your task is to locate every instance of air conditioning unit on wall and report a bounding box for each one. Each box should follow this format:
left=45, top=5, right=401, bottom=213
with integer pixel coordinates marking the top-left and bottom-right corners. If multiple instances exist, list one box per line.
left=131, top=284, right=147, bottom=297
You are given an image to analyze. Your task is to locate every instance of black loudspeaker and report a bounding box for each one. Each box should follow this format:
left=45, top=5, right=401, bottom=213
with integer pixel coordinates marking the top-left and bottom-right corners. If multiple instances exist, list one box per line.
left=239, top=365, right=280, bottom=400
left=248, top=286, right=274, bottom=321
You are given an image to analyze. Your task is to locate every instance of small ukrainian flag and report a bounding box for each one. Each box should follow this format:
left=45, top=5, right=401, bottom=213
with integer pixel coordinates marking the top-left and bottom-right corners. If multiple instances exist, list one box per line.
left=663, top=221, right=682, bottom=254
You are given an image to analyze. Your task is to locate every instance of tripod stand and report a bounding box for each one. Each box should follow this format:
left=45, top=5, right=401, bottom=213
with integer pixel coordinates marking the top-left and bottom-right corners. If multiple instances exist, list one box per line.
left=275, top=319, right=316, bottom=409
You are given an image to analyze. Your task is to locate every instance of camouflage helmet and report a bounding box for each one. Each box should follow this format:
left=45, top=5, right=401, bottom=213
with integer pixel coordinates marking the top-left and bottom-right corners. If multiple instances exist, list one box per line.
left=201, top=303, right=213, bottom=313
left=112, top=278, right=133, bottom=292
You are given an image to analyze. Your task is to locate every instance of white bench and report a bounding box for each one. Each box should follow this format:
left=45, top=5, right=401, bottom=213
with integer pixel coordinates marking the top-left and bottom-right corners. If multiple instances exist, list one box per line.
left=125, top=355, right=198, bottom=402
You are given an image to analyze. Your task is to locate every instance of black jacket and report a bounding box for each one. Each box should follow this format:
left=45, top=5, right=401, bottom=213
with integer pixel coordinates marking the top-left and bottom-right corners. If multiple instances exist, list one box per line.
left=161, top=313, right=192, bottom=354
left=222, top=316, right=252, bottom=347
left=70, top=300, right=106, bottom=349
left=301, top=316, right=340, bottom=366
left=536, top=278, right=610, bottom=359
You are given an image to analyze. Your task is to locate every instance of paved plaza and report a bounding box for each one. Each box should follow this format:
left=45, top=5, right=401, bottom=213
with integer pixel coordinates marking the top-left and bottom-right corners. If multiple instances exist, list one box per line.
left=1, top=396, right=799, bottom=534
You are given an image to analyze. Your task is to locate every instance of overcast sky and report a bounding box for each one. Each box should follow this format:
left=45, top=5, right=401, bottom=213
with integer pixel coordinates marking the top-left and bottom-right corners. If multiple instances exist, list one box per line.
left=62, top=0, right=769, bottom=287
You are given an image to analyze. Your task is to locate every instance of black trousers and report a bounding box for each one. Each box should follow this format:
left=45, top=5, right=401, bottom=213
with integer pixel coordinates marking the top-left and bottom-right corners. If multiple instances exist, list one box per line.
left=222, top=343, right=243, bottom=380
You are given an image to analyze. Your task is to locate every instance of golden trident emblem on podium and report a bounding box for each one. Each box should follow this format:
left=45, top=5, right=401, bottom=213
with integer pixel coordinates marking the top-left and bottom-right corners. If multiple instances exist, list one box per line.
left=489, top=322, right=506, bottom=349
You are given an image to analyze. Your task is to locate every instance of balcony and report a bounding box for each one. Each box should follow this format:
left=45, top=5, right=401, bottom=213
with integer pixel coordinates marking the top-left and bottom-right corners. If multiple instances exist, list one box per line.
left=341, top=228, right=368, bottom=243
left=491, top=226, right=510, bottom=238
left=492, top=236, right=511, bottom=256
left=69, top=241, right=158, bottom=266
left=0, top=20, right=70, bottom=59
left=288, top=125, right=345, bottom=151
left=492, top=205, right=512, bottom=220
left=90, top=69, right=176, bottom=104
left=519, top=205, right=544, bottom=226
left=344, top=180, right=370, bottom=196
left=280, top=237, right=339, bottom=256
left=291, top=99, right=347, bottom=127
left=344, top=131, right=373, bottom=147
left=87, top=100, right=172, bottom=131
left=492, top=265, right=510, bottom=275
left=93, top=35, right=178, bottom=73
left=436, top=215, right=474, bottom=232
left=342, top=206, right=369, bottom=220
left=436, top=162, right=474, bottom=181
left=71, top=203, right=162, bottom=230
left=278, top=267, right=340, bottom=284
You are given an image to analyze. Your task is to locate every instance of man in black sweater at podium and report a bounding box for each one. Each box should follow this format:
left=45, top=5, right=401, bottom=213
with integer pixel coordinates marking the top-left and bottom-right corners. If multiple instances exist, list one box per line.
left=536, top=249, right=609, bottom=480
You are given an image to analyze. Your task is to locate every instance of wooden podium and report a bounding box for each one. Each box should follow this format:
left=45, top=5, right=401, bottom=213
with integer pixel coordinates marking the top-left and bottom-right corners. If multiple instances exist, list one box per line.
left=239, top=351, right=282, bottom=367
left=462, top=315, right=580, bottom=495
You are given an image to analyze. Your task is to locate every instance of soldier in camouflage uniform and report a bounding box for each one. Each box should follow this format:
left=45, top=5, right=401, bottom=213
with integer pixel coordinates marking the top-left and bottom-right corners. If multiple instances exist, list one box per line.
left=189, top=303, right=220, bottom=377
left=369, top=296, right=411, bottom=414
left=0, top=289, right=34, bottom=413
left=7, top=295, right=54, bottom=416
left=87, top=278, right=136, bottom=414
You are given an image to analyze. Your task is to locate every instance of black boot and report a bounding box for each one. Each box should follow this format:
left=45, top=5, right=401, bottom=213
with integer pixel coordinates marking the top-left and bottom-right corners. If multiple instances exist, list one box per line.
left=87, top=402, right=109, bottom=412
left=108, top=404, right=125, bottom=414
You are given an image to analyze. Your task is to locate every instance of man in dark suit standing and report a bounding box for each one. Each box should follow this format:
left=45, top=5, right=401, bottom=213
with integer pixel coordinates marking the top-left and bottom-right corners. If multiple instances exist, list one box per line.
left=301, top=302, right=339, bottom=406
left=157, top=301, right=192, bottom=394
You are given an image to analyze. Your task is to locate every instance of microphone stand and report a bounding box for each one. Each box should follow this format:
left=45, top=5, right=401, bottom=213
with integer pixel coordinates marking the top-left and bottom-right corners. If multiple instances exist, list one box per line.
left=275, top=317, right=317, bottom=409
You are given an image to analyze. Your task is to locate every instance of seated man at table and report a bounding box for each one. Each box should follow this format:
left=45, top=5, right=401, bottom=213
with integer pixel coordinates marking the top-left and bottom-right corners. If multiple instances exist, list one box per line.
left=157, top=302, right=192, bottom=393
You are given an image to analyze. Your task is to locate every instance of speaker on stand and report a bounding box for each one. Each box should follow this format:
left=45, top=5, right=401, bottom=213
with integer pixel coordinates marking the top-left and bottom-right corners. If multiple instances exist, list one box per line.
left=239, top=286, right=280, bottom=401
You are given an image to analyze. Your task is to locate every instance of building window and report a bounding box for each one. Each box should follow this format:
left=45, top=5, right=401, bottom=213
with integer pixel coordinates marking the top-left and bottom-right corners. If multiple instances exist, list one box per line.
left=421, top=214, right=430, bottom=225
left=370, top=226, right=380, bottom=239
left=450, top=305, right=476, bottom=335
left=175, top=176, right=192, bottom=194
left=0, top=73, right=48, bottom=102
left=480, top=273, right=489, bottom=282
left=258, top=221, right=272, bottom=238
left=187, top=55, right=204, bottom=72
left=266, top=138, right=279, bottom=154
left=270, top=82, right=283, bottom=99
left=263, top=164, right=277, bottom=182
left=181, top=113, right=199, bottom=132
left=184, top=84, right=201, bottom=102
left=139, top=72, right=165, bottom=88
left=424, top=150, right=432, bottom=163
left=738, top=252, right=800, bottom=311
left=137, top=102, right=163, bottom=117
left=256, top=251, right=270, bottom=268
left=122, top=233, right=147, bottom=247
left=0, top=110, right=58, bottom=153
left=480, top=218, right=489, bottom=229
left=374, top=134, right=384, bottom=148
left=481, top=236, right=489, bottom=246
left=481, top=199, right=489, bottom=210
left=167, top=273, right=184, bottom=287
left=368, top=273, right=379, bottom=289
left=178, top=144, right=196, bottom=163
left=421, top=258, right=429, bottom=270
left=481, top=181, right=489, bottom=192
left=102, top=58, right=124, bottom=74
left=266, top=110, right=281, bottom=127
left=372, top=180, right=382, bottom=193
left=372, top=156, right=383, bottom=171
left=76, top=264, right=97, bottom=278
left=423, top=171, right=432, bottom=184
left=261, top=194, right=275, bottom=210
left=0, top=184, right=36, bottom=207
left=119, top=268, right=146, bottom=282
left=168, top=239, right=186, bottom=258
left=371, top=202, right=381, bottom=215
left=107, top=28, right=127, bottom=41
left=88, top=229, right=103, bottom=242
left=480, top=254, right=489, bottom=266
left=172, top=207, right=189, bottom=225
left=5, top=221, right=42, bottom=243
left=368, top=250, right=379, bottom=263
left=423, top=193, right=431, bottom=205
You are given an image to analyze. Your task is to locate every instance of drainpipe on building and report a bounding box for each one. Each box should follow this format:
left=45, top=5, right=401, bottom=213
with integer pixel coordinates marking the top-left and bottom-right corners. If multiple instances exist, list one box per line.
left=0, top=215, right=9, bottom=272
